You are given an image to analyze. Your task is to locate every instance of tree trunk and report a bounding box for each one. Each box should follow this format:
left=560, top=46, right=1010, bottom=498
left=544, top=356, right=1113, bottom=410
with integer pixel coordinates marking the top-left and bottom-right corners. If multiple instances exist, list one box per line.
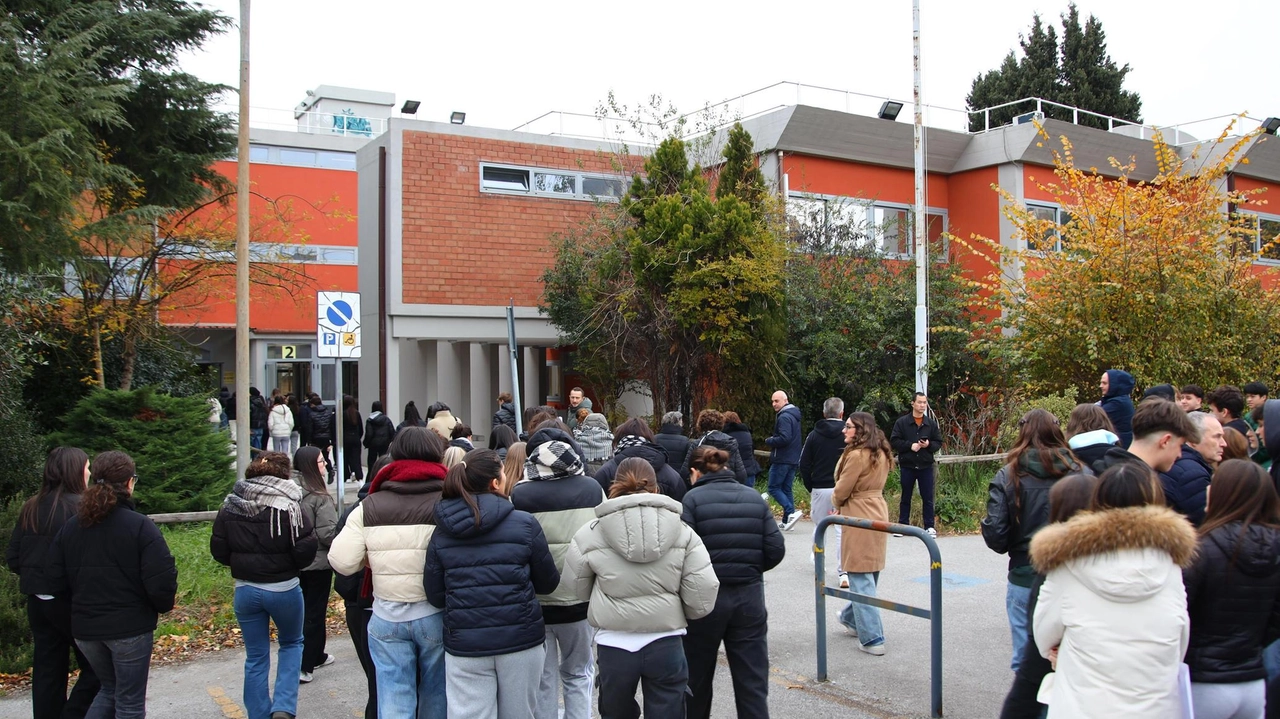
left=118, top=329, right=137, bottom=391
left=91, top=325, right=106, bottom=390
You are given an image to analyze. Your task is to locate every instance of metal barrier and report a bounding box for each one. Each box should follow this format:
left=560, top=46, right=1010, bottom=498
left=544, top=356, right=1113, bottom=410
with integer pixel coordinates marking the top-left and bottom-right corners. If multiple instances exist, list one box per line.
left=814, top=515, right=943, bottom=718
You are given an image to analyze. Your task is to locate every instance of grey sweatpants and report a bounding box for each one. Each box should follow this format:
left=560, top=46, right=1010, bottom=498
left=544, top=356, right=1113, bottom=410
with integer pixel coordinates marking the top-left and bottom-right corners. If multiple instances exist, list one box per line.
left=1191, top=679, right=1265, bottom=719
left=445, top=643, right=546, bottom=719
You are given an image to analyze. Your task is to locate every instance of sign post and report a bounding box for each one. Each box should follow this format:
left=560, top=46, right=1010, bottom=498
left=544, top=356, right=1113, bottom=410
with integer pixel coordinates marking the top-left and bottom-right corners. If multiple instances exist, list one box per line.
left=318, top=292, right=361, bottom=514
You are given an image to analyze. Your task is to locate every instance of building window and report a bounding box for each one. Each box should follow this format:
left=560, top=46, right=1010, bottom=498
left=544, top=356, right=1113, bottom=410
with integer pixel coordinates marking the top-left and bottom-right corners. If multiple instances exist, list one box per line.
left=279, top=149, right=318, bottom=167
left=1026, top=202, right=1070, bottom=252
left=1242, top=212, right=1280, bottom=262
left=480, top=162, right=626, bottom=202
left=166, top=242, right=358, bottom=265
left=245, top=145, right=357, bottom=171
left=248, top=145, right=270, bottom=163
left=788, top=193, right=946, bottom=258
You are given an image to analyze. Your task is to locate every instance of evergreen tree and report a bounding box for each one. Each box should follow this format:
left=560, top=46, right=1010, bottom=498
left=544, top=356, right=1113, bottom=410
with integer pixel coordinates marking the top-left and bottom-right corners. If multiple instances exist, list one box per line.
left=1059, top=5, right=1142, bottom=128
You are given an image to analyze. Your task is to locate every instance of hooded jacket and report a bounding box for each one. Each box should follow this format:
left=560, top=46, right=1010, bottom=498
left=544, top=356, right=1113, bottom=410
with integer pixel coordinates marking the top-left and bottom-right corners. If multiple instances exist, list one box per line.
left=268, top=404, right=294, bottom=438
left=799, top=419, right=846, bottom=491
left=511, top=427, right=605, bottom=624
left=1030, top=505, right=1196, bottom=719
left=424, top=492, right=560, bottom=657
left=562, top=492, right=719, bottom=632
left=363, top=412, right=395, bottom=453
left=1183, top=521, right=1280, bottom=683
left=765, top=404, right=803, bottom=465
left=722, top=421, right=762, bottom=478
left=681, top=469, right=785, bottom=585
left=1100, top=369, right=1136, bottom=448
left=6, top=493, right=81, bottom=596
left=1067, top=429, right=1120, bottom=474
left=573, top=413, right=615, bottom=463
left=307, top=403, right=335, bottom=443
left=1158, top=445, right=1213, bottom=527
left=981, top=449, right=1086, bottom=576
left=653, top=424, right=690, bottom=473
left=678, top=431, right=748, bottom=486
left=595, top=439, right=687, bottom=500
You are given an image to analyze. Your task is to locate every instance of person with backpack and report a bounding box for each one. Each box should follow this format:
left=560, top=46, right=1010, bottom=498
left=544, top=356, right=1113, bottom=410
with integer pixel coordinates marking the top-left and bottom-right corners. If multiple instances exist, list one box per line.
left=306, top=396, right=336, bottom=484
left=249, top=387, right=270, bottom=451
left=268, top=396, right=295, bottom=455
left=364, top=401, right=395, bottom=469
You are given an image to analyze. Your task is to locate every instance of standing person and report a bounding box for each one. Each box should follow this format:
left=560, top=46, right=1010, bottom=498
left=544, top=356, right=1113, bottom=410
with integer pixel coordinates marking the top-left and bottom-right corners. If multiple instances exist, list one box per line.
left=981, top=409, right=1085, bottom=672
left=800, top=398, right=847, bottom=587
left=1159, top=411, right=1226, bottom=527
left=676, top=410, right=748, bottom=488
left=722, top=412, right=762, bottom=487
left=1099, top=369, right=1137, bottom=448
left=328, top=427, right=448, bottom=719
left=249, top=387, right=269, bottom=451
left=293, top=447, right=338, bottom=683
left=492, top=392, right=518, bottom=433
left=306, top=396, right=336, bottom=484
left=1096, top=398, right=1200, bottom=475
left=654, top=411, right=690, bottom=470
left=1184, top=459, right=1280, bottom=719
left=6, top=448, right=101, bottom=718
left=1209, top=385, right=1253, bottom=438
left=342, top=395, right=364, bottom=484
left=573, top=413, right=614, bottom=476
left=832, top=412, right=894, bottom=656
left=426, top=403, right=461, bottom=441
left=219, top=386, right=233, bottom=429
left=488, top=424, right=518, bottom=463
left=288, top=395, right=304, bottom=456
left=889, top=392, right=944, bottom=537
left=425, top=450, right=561, bottom=719
left=595, top=418, right=687, bottom=500
left=397, top=401, right=424, bottom=433
left=681, top=446, right=785, bottom=719
left=268, top=396, right=295, bottom=455
left=764, top=391, right=804, bottom=530
left=565, top=387, right=592, bottom=432
left=1064, top=404, right=1119, bottom=473
left=511, top=427, right=605, bottom=719
left=49, top=451, right=177, bottom=719
left=449, top=424, right=475, bottom=452
left=500, top=442, right=527, bottom=496
left=562, top=458, right=720, bottom=719
left=211, top=452, right=318, bottom=719
left=363, top=401, right=395, bottom=469
left=1030, top=462, right=1196, bottom=718
left=1180, top=385, right=1206, bottom=412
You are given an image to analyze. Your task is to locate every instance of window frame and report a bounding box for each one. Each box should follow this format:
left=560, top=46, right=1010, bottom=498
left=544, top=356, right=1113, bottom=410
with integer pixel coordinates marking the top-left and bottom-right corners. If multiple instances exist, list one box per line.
left=787, top=192, right=949, bottom=260
left=478, top=161, right=626, bottom=202
left=1025, top=201, right=1068, bottom=253
left=1241, top=210, right=1280, bottom=264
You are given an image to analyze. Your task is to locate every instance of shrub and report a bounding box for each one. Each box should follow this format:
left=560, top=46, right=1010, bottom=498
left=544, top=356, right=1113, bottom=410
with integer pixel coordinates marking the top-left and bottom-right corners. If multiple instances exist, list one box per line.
left=49, top=388, right=234, bottom=513
left=0, top=500, right=33, bottom=674
left=996, top=389, right=1079, bottom=449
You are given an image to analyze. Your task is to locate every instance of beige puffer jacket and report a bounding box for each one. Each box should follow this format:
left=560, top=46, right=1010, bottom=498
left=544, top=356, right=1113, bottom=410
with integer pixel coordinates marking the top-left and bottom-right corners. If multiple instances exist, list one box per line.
left=562, top=492, right=719, bottom=632
left=329, top=472, right=443, bottom=603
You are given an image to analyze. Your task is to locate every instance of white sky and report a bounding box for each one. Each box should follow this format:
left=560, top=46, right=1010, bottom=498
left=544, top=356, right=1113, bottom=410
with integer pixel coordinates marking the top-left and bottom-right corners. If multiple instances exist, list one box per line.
left=179, top=0, right=1278, bottom=137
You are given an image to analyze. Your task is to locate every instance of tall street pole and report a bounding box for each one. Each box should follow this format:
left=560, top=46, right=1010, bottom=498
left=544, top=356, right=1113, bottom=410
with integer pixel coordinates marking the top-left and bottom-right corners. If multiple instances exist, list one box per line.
left=234, top=0, right=251, bottom=477
left=912, top=0, right=929, bottom=396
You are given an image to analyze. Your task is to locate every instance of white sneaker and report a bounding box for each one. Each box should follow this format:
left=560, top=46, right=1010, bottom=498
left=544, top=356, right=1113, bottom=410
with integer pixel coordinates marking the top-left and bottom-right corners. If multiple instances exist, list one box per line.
left=316, top=653, right=336, bottom=669
left=839, top=572, right=849, bottom=589
left=926, top=527, right=937, bottom=538
left=782, top=511, right=804, bottom=531
left=299, top=671, right=313, bottom=684
left=760, top=492, right=771, bottom=503
left=859, top=640, right=886, bottom=656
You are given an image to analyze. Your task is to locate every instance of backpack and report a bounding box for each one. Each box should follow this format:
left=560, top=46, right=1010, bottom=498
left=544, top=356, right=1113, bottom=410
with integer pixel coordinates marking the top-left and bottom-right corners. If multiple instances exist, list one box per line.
left=249, top=396, right=268, bottom=428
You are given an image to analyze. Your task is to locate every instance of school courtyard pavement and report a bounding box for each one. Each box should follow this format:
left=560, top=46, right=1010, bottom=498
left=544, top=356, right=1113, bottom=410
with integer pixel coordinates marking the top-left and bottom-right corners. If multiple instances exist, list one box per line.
left=0, top=521, right=1015, bottom=718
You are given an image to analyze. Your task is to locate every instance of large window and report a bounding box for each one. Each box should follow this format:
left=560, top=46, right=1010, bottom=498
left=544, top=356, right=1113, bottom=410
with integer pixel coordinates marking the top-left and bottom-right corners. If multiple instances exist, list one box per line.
left=1025, top=202, right=1071, bottom=252
left=165, top=242, right=358, bottom=265
left=479, top=163, right=626, bottom=201
left=1242, top=212, right=1280, bottom=262
left=246, top=144, right=357, bottom=171
left=788, top=193, right=946, bottom=258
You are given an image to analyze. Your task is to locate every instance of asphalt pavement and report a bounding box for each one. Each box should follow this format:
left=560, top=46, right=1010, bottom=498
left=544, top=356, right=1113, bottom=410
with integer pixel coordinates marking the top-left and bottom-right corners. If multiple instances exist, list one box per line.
left=0, top=518, right=1015, bottom=718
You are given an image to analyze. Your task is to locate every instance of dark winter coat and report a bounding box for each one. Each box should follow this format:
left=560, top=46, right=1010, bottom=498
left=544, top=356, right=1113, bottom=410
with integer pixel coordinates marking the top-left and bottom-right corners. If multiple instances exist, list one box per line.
left=1266, top=400, right=1280, bottom=494
left=799, top=419, right=845, bottom=491
left=298, top=403, right=312, bottom=445
left=343, top=411, right=363, bottom=444
left=1068, top=429, right=1120, bottom=474
left=48, top=498, right=178, bottom=641
left=211, top=503, right=318, bottom=584
left=1100, top=369, right=1136, bottom=448
left=363, top=413, right=395, bottom=453
left=722, top=421, right=762, bottom=478
left=678, top=431, right=748, bottom=485
left=1159, top=445, right=1213, bottom=527
left=981, top=450, right=1086, bottom=576
left=1183, top=522, right=1280, bottom=683
left=424, top=492, right=560, bottom=657
left=653, top=424, right=691, bottom=471
left=308, top=404, right=335, bottom=443
left=594, top=441, right=686, bottom=500
left=6, top=493, right=82, bottom=596
left=333, top=482, right=373, bottom=609
left=492, top=402, right=517, bottom=433
left=681, top=470, right=785, bottom=586
left=889, top=413, right=944, bottom=469
left=764, top=404, right=803, bottom=465
left=249, top=394, right=268, bottom=430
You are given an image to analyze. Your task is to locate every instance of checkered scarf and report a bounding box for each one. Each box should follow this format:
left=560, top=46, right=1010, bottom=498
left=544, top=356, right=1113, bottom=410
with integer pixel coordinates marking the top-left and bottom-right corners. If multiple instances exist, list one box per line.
left=616, top=434, right=650, bottom=452
left=524, top=440, right=586, bottom=481
left=222, top=475, right=304, bottom=539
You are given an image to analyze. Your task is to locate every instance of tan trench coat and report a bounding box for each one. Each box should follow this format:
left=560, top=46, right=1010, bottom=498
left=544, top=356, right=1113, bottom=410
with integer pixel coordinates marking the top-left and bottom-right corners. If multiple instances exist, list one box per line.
left=832, top=448, right=890, bottom=574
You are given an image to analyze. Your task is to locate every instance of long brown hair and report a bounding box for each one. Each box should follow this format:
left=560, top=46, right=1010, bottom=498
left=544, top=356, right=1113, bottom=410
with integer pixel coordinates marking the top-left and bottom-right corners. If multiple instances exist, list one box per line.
left=501, top=442, right=527, bottom=496
left=1004, top=409, right=1076, bottom=520
left=839, top=412, right=892, bottom=467
left=609, top=457, right=657, bottom=499
left=1048, top=473, right=1100, bottom=524
left=293, top=445, right=333, bottom=505
left=79, top=451, right=136, bottom=526
left=442, top=449, right=504, bottom=526
left=1200, top=459, right=1280, bottom=537
left=1222, top=427, right=1250, bottom=462
left=20, top=447, right=90, bottom=532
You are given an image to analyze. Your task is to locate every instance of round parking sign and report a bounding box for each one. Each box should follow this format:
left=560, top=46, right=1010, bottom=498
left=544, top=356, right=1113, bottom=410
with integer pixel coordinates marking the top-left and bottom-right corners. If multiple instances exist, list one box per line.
left=326, top=300, right=354, bottom=327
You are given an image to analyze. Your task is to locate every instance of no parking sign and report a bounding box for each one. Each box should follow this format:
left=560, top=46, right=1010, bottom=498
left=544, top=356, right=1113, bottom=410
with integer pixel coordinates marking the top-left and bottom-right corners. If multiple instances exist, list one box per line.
left=317, top=291, right=361, bottom=359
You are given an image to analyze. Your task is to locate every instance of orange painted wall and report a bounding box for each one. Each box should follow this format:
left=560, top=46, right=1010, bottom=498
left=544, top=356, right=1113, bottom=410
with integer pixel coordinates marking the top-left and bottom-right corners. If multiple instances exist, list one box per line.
left=946, top=167, right=1002, bottom=282
left=1237, top=176, right=1279, bottom=214
left=1023, top=164, right=1059, bottom=203
left=783, top=154, right=948, bottom=206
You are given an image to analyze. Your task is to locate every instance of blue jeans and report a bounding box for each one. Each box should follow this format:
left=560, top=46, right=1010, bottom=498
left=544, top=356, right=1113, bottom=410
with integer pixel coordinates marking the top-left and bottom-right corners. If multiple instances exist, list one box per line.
left=368, top=612, right=446, bottom=719
left=1006, top=582, right=1032, bottom=673
left=234, top=584, right=304, bottom=719
left=1264, top=639, right=1280, bottom=682
left=767, top=463, right=797, bottom=517
left=76, top=632, right=153, bottom=719
left=251, top=428, right=265, bottom=450
left=839, top=572, right=884, bottom=646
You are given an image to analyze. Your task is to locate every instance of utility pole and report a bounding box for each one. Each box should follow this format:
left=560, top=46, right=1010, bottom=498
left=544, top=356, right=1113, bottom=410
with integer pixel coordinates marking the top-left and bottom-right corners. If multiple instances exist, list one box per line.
left=234, top=0, right=251, bottom=477
left=912, top=0, right=929, bottom=396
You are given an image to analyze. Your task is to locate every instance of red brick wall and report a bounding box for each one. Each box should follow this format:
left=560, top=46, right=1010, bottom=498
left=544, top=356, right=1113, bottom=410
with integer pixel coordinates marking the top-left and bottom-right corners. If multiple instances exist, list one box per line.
left=400, top=132, right=630, bottom=307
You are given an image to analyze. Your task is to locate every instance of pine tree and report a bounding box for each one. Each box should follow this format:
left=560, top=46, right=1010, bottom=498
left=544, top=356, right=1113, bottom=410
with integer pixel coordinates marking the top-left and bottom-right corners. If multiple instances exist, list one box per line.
left=1059, top=5, right=1142, bottom=129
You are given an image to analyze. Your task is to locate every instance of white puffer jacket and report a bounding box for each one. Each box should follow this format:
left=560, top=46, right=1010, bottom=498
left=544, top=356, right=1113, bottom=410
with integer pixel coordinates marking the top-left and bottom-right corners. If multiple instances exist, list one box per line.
left=562, top=492, right=719, bottom=632
left=267, top=404, right=294, bottom=439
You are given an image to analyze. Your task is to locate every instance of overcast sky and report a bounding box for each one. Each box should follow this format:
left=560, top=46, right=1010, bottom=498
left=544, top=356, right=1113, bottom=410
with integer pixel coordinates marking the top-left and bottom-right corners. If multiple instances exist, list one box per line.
left=178, top=0, right=1277, bottom=139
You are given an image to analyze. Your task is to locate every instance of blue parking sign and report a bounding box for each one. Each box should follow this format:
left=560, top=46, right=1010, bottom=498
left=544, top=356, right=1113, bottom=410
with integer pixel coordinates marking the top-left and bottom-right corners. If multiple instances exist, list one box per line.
left=323, top=332, right=337, bottom=345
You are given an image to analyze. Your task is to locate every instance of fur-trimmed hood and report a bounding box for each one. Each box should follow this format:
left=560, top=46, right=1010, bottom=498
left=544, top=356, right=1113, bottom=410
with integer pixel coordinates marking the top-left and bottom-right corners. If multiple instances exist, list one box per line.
left=1031, top=505, right=1197, bottom=603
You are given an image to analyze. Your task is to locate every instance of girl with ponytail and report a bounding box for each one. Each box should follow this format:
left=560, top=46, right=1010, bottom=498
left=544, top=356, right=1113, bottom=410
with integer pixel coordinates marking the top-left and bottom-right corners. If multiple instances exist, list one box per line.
left=424, top=449, right=561, bottom=718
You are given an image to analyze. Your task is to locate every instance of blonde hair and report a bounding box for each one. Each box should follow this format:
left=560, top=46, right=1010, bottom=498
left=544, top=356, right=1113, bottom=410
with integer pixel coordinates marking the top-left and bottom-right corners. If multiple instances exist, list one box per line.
left=501, top=442, right=528, bottom=496
left=442, top=446, right=466, bottom=469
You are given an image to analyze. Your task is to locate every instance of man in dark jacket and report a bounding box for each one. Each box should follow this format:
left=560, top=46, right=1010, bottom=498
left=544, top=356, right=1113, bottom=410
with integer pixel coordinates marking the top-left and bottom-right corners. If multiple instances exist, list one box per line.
left=492, top=392, right=518, bottom=433
left=1099, top=369, right=1136, bottom=448
left=307, top=396, right=337, bottom=483
left=800, top=397, right=847, bottom=585
left=654, top=411, right=690, bottom=469
left=249, top=387, right=269, bottom=450
left=764, top=391, right=803, bottom=530
left=363, top=401, right=396, bottom=470
left=889, top=392, right=944, bottom=537
left=1158, top=412, right=1224, bottom=526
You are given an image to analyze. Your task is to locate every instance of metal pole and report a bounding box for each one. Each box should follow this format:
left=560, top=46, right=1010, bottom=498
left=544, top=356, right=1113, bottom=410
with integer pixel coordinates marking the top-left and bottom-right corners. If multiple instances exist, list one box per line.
left=912, top=0, right=929, bottom=396
left=929, top=528, right=944, bottom=718
left=334, top=359, right=344, bottom=515
left=814, top=511, right=829, bottom=682
left=507, top=301, right=523, bottom=436
left=233, top=0, right=251, bottom=478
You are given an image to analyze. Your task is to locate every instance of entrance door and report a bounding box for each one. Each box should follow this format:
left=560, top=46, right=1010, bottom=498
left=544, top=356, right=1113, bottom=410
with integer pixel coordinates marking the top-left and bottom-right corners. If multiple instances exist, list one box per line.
left=273, top=362, right=312, bottom=398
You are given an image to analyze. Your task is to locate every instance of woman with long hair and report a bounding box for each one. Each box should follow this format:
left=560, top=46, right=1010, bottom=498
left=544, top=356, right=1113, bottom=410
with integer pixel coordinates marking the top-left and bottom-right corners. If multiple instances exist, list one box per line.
left=488, top=424, right=518, bottom=463
left=1064, top=403, right=1119, bottom=472
left=292, top=446, right=339, bottom=683
left=425, top=449, right=560, bottom=718
left=49, top=450, right=177, bottom=719
left=1183, top=459, right=1280, bottom=719
left=563, top=457, right=720, bottom=718
left=500, top=442, right=527, bottom=497
left=268, top=396, right=295, bottom=455
left=1223, top=427, right=1251, bottom=462
left=398, top=401, right=424, bottom=433
left=832, top=412, right=895, bottom=656
left=6, top=447, right=100, bottom=717
left=211, top=451, right=318, bottom=719
left=1031, top=462, right=1196, bottom=717
left=982, top=408, right=1085, bottom=671
left=343, top=395, right=364, bottom=483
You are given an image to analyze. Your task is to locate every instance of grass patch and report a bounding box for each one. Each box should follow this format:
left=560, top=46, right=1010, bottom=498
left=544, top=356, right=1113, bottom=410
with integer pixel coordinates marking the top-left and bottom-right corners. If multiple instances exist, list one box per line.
left=155, top=522, right=237, bottom=637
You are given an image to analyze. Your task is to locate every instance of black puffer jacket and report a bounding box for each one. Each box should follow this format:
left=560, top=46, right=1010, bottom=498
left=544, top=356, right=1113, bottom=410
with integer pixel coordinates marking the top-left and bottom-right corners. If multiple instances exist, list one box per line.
left=981, top=450, right=1085, bottom=572
left=49, top=498, right=178, bottom=641
left=1159, top=445, right=1213, bottom=527
left=679, top=431, right=748, bottom=485
left=6, top=493, right=81, bottom=596
left=492, top=402, right=517, bottom=433
left=211, top=503, right=318, bottom=584
left=681, top=470, right=785, bottom=585
left=653, top=424, right=690, bottom=471
left=722, top=421, right=762, bottom=478
left=594, top=441, right=686, bottom=500
left=799, top=419, right=845, bottom=491
left=363, top=413, right=395, bottom=453
left=424, top=492, right=560, bottom=657
left=308, top=404, right=335, bottom=442
left=1183, top=522, right=1280, bottom=683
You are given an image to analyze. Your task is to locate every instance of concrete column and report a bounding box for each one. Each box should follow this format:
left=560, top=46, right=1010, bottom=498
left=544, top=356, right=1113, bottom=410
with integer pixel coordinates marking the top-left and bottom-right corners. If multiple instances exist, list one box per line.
left=522, top=346, right=542, bottom=408
left=496, top=342, right=513, bottom=399
left=468, top=342, right=491, bottom=441
left=436, top=341, right=464, bottom=413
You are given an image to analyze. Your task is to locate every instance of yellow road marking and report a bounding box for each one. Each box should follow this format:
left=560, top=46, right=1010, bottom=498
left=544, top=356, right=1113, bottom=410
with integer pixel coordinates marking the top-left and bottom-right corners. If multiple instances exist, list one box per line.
left=205, top=685, right=246, bottom=719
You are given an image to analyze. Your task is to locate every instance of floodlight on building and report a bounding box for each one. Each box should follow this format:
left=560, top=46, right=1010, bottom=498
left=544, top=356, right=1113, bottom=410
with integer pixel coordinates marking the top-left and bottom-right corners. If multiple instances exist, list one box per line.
left=400, top=100, right=421, bottom=115
left=878, top=100, right=904, bottom=121
left=450, top=111, right=466, bottom=125
left=1263, top=117, right=1280, bottom=136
